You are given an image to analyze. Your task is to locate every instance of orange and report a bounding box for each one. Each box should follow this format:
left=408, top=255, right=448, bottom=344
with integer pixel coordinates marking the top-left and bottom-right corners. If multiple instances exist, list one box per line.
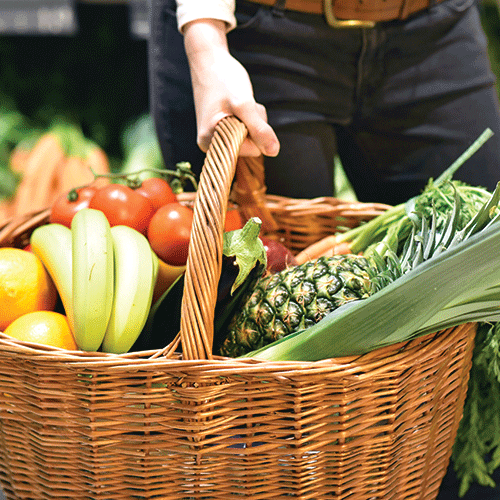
left=0, top=247, right=58, bottom=331
left=4, top=311, right=78, bottom=350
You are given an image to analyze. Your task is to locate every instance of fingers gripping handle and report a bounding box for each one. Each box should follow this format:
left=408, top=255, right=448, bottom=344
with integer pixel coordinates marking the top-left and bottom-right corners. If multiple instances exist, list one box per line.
left=179, top=116, right=248, bottom=360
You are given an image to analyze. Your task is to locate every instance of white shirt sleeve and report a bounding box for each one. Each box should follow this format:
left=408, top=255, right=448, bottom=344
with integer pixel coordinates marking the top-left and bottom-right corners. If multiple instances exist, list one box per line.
left=176, top=0, right=237, bottom=33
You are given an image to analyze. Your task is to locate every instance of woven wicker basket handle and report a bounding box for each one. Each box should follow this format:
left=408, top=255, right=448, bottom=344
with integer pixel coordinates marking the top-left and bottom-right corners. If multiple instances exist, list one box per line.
left=179, top=116, right=247, bottom=360
left=233, top=156, right=279, bottom=233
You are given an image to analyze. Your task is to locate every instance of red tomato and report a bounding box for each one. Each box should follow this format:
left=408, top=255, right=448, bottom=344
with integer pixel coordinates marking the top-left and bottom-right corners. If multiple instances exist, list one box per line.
left=225, top=206, right=244, bottom=232
left=135, top=177, right=177, bottom=211
left=89, top=184, right=155, bottom=235
left=147, top=202, right=194, bottom=266
left=49, top=186, right=97, bottom=228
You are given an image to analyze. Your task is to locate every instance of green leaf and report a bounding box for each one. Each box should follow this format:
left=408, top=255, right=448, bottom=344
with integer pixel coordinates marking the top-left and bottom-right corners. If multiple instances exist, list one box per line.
left=0, top=167, right=20, bottom=199
left=223, top=217, right=267, bottom=293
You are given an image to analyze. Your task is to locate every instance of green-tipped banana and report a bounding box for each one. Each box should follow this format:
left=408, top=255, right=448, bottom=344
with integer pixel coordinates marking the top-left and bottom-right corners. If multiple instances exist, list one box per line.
left=151, top=246, right=159, bottom=287
left=30, top=223, right=74, bottom=331
left=101, top=225, right=158, bottom=354
left=72, top=208, right=114, bottom=351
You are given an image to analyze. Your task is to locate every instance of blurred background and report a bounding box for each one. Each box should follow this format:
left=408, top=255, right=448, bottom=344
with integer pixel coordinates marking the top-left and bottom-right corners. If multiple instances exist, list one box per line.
left=0, top=0, right=499, bottom=212
left=0, top=0, right=150, bottom=160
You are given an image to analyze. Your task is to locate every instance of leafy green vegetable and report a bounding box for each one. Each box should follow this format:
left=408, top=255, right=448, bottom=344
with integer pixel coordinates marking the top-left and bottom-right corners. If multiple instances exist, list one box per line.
left=222, top=217, right=267, bottom=294
left=453, top=322, right=500, bottom=495
left=0, top=109, right=31, bottom=199
left=0, top=168, right=20, bottom=199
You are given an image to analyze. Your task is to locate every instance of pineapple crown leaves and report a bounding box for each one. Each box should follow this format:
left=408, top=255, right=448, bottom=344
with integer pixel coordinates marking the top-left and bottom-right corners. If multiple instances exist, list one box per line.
left=364, top=250, right=402, bottom=293
left=449, top=181, right=500, bottom=245
left=399, top=197, right=457, bottom=272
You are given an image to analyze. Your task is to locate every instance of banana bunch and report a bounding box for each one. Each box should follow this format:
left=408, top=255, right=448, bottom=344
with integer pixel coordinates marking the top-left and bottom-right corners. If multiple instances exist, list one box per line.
left=30, top=208, right=158, bottom=353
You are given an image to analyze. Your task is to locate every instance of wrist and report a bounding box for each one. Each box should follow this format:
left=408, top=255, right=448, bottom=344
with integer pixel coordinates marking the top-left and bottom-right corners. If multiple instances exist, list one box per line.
left=183, top=19, right=229, bottom=59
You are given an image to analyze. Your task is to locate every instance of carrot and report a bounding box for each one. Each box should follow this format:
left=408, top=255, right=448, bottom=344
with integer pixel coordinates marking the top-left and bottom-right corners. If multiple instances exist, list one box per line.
left=330, top=241, right=353, bottom=255
left=56, top=156, right=93, bottom=195
left=83, top=144, right=110, bottom=188
left=295, top=235, right=338, bottom=264
left=8, top=146, right=31, bottom=174
left=294, top=236, right=354, bottom=264
left=85, top=144, right=109, bottom=174
left=13, top=133, right=66, bottom=216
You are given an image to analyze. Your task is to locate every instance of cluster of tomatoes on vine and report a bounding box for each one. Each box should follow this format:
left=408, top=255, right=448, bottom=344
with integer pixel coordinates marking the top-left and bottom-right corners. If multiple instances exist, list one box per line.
left=49, top=165, right=243, bottom=267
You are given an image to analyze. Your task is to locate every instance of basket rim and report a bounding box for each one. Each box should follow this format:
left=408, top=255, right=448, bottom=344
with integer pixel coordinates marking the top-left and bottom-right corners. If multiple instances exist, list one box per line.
left=0, top=322, right=475, bottom=374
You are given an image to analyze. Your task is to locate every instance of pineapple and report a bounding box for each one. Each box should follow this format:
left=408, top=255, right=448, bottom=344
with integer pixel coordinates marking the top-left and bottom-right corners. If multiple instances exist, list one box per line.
left=219, top=254, right=394, bottom=357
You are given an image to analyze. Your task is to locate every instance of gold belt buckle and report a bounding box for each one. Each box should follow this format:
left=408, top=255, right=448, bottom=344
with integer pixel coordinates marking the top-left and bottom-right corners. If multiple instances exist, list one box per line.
left=323, top=0, right=376, bottom=28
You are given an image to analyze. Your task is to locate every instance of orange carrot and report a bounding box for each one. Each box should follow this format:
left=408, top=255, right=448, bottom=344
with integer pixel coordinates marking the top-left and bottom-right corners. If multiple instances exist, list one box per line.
left=295, top=236, right=354, bottom=264
left=13, top=133, right=66, bottom=216
left=85, top=144, right=109, bottom=174
left=57, top=156, right=93, bottom=195
left=295, top=235, right=338, bottom=264
left=331, top=241, right=354, bottom=255
left=9, top=146, right=31, bottom=174
left=83, top=145, right=110, bottom=188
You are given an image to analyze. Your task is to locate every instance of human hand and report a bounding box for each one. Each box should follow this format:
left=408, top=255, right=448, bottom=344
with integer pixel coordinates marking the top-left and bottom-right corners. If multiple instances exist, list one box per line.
left=183, top=19, right=280, bottom=157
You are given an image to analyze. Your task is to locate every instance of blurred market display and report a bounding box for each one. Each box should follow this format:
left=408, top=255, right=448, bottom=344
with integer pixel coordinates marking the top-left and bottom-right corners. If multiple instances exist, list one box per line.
left=0, top=0, right=499, bottom=221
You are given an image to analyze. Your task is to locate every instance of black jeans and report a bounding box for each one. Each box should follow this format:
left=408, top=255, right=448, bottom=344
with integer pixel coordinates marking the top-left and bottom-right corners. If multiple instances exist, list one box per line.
left=148, top=1, right=500, bottom=496
left=149, top=0, right=500, bottom=205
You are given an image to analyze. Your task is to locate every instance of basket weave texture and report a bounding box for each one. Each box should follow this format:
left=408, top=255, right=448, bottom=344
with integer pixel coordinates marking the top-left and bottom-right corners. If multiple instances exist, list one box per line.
left=0, top=116, right=476, bottom=500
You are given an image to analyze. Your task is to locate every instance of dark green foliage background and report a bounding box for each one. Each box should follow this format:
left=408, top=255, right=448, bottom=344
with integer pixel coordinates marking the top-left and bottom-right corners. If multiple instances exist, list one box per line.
left=0, top=2, right=150, bottom=159
left=482, top=1, right=500, bottom=97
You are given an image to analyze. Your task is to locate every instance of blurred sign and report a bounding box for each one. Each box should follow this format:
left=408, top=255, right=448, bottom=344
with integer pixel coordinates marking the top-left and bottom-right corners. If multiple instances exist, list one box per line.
left=0, top=0, right=77, bottom=35
left=128, top=0, right=149, bottom=39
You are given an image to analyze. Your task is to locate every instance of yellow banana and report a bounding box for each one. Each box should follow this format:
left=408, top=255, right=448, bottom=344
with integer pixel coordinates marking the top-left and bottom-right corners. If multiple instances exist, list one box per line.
left=101, top=225, right=158, bottom=354
left=30, top=223, right=74, bottom=331
left=71, top=208, right=114, bottom=351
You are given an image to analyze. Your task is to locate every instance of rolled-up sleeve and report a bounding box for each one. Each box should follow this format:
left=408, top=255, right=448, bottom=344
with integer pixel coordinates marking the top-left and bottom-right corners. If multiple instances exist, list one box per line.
left=176, top=0, right=237, bottom=32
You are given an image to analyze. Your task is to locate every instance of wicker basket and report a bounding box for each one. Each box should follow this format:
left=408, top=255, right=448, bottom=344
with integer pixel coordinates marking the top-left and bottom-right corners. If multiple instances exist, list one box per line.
left=0, top=116, right=475, bottom=500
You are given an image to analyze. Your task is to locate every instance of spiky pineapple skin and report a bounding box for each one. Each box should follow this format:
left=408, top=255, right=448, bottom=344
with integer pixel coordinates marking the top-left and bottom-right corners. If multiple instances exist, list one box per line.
left=219, top=255, right=377, bottom=357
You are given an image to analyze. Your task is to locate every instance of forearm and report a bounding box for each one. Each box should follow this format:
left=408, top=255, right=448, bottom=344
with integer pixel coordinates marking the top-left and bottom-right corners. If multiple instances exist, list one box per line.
left=183, top=18, right=229, bottom=70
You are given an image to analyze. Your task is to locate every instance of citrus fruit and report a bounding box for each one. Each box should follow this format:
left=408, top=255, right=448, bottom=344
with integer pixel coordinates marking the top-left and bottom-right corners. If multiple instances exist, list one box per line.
left=4, top=311, right=78, bottom=350
left=0, top=247, right=58, bottom=331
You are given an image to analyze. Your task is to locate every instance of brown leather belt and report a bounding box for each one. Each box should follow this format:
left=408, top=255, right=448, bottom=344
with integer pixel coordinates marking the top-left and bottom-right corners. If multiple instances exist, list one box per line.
left=244, top=0, right=445, bottom=27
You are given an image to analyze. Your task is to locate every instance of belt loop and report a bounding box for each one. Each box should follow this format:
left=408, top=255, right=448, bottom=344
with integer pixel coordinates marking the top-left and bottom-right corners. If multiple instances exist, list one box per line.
left=272, top=0, right=286, bottom=16
left=399, top=0, right=411, bottom=19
